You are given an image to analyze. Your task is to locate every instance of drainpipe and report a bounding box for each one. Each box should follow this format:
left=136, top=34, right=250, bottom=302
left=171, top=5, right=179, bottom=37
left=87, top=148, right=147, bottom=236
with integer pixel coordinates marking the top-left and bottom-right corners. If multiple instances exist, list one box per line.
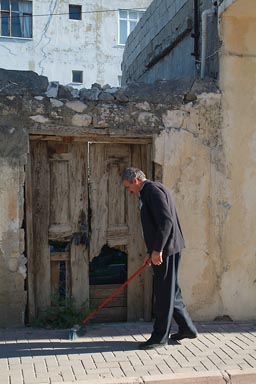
left=191, top=0, right=200, bottom=68
left=200, top=2, right=218, bottom=79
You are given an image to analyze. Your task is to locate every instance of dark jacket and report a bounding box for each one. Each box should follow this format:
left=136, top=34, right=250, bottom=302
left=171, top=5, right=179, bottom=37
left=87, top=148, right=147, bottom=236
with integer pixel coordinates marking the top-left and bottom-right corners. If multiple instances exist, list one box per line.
left=139, top=180, right=185, bottom=256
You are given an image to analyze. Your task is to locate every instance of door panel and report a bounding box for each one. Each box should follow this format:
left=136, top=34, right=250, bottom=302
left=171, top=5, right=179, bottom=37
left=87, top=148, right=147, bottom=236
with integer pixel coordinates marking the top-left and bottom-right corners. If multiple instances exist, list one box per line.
left=89, top=143, right=152, bottom=321
left=31, top=141, right=50, bottom=311
left=30, top=141, right=89, bottom=314
left=89, top=143, right=131, bottom=259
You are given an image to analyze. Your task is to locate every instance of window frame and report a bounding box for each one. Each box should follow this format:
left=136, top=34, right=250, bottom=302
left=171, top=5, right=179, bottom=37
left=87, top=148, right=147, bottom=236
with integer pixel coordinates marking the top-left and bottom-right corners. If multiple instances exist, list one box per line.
left=72, top=70, right=83, bottom=84
left=69, top=4, right=82, bottom=21
left=0, top=0, right=33, bottom=39
left=118, top=9, right=144, bottom=46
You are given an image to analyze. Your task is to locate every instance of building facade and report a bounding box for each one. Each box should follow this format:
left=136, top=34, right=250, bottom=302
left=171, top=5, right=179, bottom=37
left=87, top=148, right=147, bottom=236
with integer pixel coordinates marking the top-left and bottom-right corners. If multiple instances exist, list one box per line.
left=122, top=0, right=220, bottom=84
left=0, top=0, right=151, bottom=88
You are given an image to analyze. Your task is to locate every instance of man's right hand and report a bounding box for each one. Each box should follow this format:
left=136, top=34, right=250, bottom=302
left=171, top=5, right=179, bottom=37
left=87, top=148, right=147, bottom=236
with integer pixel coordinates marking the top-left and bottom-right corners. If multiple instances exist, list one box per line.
left=144, top=255, right=152, bottom=266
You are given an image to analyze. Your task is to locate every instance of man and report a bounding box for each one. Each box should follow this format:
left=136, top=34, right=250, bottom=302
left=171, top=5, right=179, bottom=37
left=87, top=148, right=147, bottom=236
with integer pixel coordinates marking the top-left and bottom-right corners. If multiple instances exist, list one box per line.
left=121, top=167, right=197, bottom=350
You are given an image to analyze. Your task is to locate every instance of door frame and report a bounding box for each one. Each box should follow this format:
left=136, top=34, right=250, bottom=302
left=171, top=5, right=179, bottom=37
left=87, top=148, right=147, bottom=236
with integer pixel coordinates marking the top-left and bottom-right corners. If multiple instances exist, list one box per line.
left=25, top=134, right=153, bottom=323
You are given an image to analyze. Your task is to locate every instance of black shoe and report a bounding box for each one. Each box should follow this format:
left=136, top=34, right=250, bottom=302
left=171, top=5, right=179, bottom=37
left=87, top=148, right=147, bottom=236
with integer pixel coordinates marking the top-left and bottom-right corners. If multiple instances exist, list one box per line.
left=170, top=330, right=198, bottom=341
left=138, top=338, right=167, bottom=350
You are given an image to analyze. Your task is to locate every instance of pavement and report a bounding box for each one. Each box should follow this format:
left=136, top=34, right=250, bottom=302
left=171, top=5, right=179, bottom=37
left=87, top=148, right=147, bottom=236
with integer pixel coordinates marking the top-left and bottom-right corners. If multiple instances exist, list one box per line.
left=0, top=321, right=255, bottom=384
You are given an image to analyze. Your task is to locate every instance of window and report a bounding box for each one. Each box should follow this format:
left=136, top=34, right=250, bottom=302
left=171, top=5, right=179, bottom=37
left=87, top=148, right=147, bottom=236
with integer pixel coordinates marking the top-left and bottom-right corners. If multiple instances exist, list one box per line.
left=118, top=9, right=144, bottom=45
left=69, top=4, right=82, bottom=20
left=0, top=0, right=32, bottom=38
left=72, top=70, right=83, bottom=83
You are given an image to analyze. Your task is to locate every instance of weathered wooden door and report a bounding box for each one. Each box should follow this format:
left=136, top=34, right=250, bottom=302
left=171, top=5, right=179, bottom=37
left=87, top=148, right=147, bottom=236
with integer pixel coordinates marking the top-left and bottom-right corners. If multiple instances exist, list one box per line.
left=89, top=143, right=152, bottom=321
left=29, top=140, right=89, bottom=316
left=28, top=139, right=152, bottom=321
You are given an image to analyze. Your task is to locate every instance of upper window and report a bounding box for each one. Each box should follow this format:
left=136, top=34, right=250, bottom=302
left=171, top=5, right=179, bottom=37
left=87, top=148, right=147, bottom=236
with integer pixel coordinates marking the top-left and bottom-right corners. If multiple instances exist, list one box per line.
left=72, top=70, right=83, bottom=84
left=69, top=4, right=82, bottom=20
left=118, top=9, right=144, bottom=45
left=0, top=0, right=32, bottom=38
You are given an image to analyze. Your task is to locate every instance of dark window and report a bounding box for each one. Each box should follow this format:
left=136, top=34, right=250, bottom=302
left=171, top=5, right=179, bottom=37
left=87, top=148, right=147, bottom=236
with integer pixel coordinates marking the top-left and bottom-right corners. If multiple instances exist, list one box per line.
left=0, top=0, right=32, bottom=38
left=72, top=70, right=83, bottom=83
left=69, top=4, right=82, bottom=20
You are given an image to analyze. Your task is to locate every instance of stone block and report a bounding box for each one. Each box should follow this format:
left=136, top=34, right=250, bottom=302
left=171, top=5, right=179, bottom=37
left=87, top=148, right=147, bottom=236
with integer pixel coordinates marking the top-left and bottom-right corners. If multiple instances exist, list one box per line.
left=226, top=369, right=256, bottom=384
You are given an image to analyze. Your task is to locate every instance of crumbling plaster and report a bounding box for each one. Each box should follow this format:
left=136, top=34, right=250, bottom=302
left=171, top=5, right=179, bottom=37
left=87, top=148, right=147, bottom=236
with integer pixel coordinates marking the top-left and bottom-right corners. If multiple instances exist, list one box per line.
left=217, top=0, right=256, bottom=321
left=153, top=92, right=223, bottom=320
left=0, top=67, right=254, bottom=326
left=0, top=158, right=27, bottom=326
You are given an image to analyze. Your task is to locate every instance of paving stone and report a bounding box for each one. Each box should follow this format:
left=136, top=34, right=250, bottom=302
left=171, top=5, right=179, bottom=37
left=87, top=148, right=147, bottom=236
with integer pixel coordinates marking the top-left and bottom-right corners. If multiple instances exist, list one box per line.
left=110, top=367, right=125, bottom=377
left=0, top=322, right=255, bottom=384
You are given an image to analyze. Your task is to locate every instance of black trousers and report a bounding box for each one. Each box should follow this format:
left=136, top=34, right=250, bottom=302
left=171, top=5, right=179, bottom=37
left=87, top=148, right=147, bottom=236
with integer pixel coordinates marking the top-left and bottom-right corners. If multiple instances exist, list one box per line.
left=151, top=252, right=197, bottom=344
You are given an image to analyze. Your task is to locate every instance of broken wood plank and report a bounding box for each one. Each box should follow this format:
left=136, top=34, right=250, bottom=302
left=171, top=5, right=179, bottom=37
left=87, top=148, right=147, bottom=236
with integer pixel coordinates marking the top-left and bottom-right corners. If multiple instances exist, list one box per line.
left=50, top=252, right=70, bottom=262
left=48, top=224, right=73, bottom=240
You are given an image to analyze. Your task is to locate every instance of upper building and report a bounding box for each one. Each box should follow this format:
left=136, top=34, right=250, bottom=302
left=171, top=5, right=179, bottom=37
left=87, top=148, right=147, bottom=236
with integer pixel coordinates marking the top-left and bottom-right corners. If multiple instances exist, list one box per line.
left=0, top=0, right=151, bottom=88
left=121, top=0, right=220, bottom=84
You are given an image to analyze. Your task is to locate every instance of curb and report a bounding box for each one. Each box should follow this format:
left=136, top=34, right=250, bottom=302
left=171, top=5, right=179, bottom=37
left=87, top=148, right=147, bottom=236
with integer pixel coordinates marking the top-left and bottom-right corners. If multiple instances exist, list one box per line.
left=226, top=368, right=256, bottom=384
left=50, top=369, right=256, bottom=384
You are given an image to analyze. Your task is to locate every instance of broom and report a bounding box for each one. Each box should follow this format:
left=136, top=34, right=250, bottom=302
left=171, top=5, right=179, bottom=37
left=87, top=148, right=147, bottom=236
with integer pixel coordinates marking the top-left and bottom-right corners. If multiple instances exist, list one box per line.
left=68, top=260, right=148, bottom=340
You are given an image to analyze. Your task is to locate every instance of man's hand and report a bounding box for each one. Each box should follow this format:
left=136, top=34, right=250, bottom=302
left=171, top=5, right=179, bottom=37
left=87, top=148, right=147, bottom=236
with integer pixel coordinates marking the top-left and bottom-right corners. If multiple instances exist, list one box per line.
left=151, top=251, right=163, bottom=266
left=144, top=254, right=152, bottom=266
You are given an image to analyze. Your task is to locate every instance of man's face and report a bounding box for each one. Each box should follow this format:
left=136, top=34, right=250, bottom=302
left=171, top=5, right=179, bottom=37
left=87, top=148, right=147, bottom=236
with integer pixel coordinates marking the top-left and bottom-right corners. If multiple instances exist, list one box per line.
left=122, top=178, right=141, bottom=196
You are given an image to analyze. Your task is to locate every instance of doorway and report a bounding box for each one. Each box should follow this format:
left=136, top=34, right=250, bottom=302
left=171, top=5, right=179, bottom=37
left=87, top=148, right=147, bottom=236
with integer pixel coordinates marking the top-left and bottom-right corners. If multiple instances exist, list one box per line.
left=26, top=138, right=152, bottom=323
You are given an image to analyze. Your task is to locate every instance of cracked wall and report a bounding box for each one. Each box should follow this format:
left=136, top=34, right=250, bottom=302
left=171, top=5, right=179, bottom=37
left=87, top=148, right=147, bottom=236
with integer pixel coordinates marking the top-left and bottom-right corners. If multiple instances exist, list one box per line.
left=153, top=92, right=224, bottom=320
left=0, top=0, right=151, bottom=88
left=0, top=66, right=255, bottom=325
left=0, top=159, right=27, bottom=326
left=217, top=0, right=256, bottom=320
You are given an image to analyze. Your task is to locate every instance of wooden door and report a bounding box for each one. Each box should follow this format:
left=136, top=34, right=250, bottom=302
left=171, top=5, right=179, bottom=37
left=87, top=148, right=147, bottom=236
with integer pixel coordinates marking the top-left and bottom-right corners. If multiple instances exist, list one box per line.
left=29, top=140, right=89, bottom=316
left=89, top=143, right=153, bottom=321
left=28, top=139, right=152, bottom=322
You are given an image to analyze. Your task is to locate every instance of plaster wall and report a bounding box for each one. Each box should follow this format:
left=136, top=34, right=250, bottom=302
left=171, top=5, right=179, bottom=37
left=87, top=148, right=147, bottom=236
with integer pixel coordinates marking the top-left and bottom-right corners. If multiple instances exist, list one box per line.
left=217, top=0, right=256, bottom=319
left=0, top=55, right=255, bottom=325
left=153, top=93, right=223, bottom=320
left=0, top=76, right=225, bottom=325
left=0, top=158, right=27, bottom=326
left=0, top=0, right=151, bottom=88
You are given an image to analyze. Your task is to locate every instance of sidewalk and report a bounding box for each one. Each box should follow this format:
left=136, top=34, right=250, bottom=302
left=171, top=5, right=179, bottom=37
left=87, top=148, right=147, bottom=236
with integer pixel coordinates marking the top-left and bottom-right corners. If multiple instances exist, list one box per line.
left=0, top=321, right=255, bottom=384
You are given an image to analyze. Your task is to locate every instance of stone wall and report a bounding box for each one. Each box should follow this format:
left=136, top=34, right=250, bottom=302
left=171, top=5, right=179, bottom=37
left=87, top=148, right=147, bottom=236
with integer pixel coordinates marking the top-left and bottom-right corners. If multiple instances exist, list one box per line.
left=122, top=0, right=220, bottom=84
left=0, top=69, right=224, bottom=326
left=0, top=66, right=255, bottom=327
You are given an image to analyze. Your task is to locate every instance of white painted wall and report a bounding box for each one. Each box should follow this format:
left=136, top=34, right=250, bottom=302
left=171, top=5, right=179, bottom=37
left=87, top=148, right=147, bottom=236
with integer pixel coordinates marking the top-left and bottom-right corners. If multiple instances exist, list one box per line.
left=0, top=0, right=151, bottom=88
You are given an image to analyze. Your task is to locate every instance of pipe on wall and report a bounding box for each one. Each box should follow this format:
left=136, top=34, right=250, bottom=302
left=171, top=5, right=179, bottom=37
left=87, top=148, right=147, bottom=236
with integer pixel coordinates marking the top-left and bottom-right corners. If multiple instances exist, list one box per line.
left=191, top=0, right=200, bottom=68
left=200, top=2, right=218, bottom=79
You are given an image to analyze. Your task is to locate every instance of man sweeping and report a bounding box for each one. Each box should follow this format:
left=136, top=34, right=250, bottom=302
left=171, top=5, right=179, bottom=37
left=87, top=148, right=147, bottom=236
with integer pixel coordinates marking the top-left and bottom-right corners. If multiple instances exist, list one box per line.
left=121, top=167, right=197, bottom=350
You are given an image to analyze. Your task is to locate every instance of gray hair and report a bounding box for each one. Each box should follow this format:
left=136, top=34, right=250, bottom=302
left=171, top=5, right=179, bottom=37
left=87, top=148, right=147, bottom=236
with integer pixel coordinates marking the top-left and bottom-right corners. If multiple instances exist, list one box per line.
left=121, top=167, right=146, bottom=183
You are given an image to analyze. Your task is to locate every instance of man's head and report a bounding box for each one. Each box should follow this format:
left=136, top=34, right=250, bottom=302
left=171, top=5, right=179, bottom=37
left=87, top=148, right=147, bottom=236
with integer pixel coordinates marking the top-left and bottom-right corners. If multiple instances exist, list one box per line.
left=121, top=167, right=146, bottom=196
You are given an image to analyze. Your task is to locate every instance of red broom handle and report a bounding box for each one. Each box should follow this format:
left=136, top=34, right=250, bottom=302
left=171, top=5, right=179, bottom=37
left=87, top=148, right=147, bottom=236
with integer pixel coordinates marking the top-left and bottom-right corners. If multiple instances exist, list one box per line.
left=81, top=261, right=148, bottom=325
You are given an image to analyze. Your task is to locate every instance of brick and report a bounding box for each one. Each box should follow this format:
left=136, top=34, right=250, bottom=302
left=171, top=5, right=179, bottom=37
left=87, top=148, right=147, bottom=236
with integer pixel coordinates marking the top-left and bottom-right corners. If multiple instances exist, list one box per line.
left=157, top=363, right=173, bottom=374
left=110, top=367, right=125, bottom=377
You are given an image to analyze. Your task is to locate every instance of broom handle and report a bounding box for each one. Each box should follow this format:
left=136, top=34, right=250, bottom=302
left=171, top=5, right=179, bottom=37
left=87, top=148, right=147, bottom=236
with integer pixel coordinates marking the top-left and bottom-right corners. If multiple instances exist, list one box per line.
left=81, top=261, right=148, bottom=325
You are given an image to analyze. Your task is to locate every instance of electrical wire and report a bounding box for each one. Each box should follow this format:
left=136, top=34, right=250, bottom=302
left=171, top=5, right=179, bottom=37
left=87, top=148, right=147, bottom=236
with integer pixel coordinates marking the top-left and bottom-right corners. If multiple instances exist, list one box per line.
left=2, top=7, right=146, bottom=19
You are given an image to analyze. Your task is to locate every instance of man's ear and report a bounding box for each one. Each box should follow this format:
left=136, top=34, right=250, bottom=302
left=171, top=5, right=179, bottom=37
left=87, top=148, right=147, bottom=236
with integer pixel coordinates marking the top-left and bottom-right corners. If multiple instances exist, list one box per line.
left=132, top=178, right=139, bottom=185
